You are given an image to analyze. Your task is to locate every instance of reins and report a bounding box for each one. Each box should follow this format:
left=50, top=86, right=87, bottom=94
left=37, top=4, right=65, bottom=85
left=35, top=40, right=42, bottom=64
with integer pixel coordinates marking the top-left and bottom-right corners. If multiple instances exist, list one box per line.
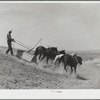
left=14, top=38, right=42, bottom=52
left=14, top=39, right=32, bottom=50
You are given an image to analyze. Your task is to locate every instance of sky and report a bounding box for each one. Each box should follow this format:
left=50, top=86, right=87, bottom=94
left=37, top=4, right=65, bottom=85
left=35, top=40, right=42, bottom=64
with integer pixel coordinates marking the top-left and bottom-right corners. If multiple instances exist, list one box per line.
left=0, top=3, right=100, bottom=51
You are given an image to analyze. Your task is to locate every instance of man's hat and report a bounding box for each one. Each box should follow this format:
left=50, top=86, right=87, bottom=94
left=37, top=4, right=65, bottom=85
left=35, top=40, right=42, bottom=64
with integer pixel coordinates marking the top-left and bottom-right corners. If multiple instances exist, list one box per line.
left=9, top=30, right=12, bottom=33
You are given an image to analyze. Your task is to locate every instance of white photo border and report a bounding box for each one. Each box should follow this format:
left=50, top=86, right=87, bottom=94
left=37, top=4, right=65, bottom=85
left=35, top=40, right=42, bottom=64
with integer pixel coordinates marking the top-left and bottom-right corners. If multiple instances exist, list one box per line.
left=0, top=1, right=100, bottom=99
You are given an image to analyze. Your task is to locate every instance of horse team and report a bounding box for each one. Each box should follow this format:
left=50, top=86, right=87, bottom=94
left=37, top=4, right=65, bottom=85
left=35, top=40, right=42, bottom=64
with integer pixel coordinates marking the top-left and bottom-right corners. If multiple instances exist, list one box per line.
left=32, top=46, right=83, bottom=74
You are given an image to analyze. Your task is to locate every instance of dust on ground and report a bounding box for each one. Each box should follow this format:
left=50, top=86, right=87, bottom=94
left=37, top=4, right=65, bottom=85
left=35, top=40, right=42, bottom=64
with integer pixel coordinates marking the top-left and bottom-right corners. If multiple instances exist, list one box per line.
left=0, top=46, right=100, bottom=89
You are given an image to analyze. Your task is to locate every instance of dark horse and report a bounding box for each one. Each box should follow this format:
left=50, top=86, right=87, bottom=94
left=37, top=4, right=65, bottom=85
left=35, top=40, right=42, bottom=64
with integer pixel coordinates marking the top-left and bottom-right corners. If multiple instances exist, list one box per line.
left=33, top=46, right=58, bottom=64
left=33, top=46, right=46, bottom=60
left=58, top=54, right=82, bottom=73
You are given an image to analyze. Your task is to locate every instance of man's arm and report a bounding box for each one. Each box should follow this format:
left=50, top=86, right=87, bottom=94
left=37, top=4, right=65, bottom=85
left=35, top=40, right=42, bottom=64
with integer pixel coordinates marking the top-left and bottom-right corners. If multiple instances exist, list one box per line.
left=11, top=38, right=15, bottom=42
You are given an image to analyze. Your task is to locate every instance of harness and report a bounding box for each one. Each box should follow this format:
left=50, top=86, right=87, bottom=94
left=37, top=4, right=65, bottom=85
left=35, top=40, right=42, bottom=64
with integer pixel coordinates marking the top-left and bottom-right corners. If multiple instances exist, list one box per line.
left=70, top=55, right=79, bottom=65
left=74, top=56, right=79, bottom=64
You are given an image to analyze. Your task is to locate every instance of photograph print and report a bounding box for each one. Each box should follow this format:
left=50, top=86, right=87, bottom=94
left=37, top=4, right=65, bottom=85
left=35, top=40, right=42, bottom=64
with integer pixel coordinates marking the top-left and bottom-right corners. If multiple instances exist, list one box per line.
left=0, top=2, right=99, bottom=89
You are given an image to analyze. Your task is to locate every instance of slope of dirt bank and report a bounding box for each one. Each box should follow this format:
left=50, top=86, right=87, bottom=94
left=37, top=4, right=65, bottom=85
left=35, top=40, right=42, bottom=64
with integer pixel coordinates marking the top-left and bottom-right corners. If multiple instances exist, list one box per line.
left=0, top=46, right=100, bottom=89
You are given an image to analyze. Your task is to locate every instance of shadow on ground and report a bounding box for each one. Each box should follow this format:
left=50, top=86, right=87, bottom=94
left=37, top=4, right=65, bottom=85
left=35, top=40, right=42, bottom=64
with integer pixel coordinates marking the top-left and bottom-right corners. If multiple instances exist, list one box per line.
left=76, top=74, right=88, bottom=80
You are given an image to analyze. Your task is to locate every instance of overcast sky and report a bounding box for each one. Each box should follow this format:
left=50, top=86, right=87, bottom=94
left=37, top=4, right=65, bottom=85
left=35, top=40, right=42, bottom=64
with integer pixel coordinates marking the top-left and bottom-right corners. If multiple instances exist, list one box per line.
left=0, top=3, right=100, bottom=51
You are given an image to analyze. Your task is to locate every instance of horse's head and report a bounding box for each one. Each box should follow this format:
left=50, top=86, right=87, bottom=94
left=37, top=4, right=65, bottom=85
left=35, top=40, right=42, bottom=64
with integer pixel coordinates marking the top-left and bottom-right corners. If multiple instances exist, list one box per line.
left=58, top=50, right=66, bottom=54
left=77, top=56, right=82, bottom=65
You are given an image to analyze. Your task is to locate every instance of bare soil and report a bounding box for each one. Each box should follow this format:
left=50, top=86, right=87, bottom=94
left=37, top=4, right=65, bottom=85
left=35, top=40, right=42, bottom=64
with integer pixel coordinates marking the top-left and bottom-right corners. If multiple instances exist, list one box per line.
left=0, top=46, right=100, bottom=89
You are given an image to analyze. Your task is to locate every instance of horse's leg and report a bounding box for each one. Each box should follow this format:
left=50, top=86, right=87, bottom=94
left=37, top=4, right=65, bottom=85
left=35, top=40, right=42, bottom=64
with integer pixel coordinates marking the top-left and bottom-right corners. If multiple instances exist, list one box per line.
left=54, top=57, right=58, bottom=65
left=74, top=66, right=77, bottom=73
left=32, top=55, right=38, bottom=64
left=58, top=58, right=62, bottom=66
left=54, top=58, right=57, bottom=65
left=55, top=60, right=59, bottom=65
left=41, top=54, right=45, bottom=61
left=54, top=60, right=56, bottom=65
left=70, top=67, right=73, bottom=74
left=64, top=63, right=68, bottom=73
left=39, top=54, right=41, bottom=60
left=46, top=57, right=49, bottom=64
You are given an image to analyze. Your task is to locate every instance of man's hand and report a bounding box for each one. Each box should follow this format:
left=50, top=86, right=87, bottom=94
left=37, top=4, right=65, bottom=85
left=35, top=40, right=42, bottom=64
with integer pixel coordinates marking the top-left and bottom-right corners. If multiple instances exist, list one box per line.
left=12, top=38, right=16, bottom=42
left=13, top=39, right=16, bottom=42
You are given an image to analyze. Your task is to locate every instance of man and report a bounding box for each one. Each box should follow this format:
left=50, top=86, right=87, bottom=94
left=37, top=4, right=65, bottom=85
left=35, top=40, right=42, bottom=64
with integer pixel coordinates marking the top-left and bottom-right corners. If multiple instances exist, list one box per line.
left=6, top=30, right=15, bottom=55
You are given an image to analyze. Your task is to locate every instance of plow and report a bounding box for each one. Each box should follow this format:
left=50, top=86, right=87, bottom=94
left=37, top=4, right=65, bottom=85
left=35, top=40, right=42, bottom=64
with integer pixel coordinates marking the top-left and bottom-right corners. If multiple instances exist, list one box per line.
left=14, top=39, right=65, bottom=75
left=15, top=39, right=42, bottom=62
